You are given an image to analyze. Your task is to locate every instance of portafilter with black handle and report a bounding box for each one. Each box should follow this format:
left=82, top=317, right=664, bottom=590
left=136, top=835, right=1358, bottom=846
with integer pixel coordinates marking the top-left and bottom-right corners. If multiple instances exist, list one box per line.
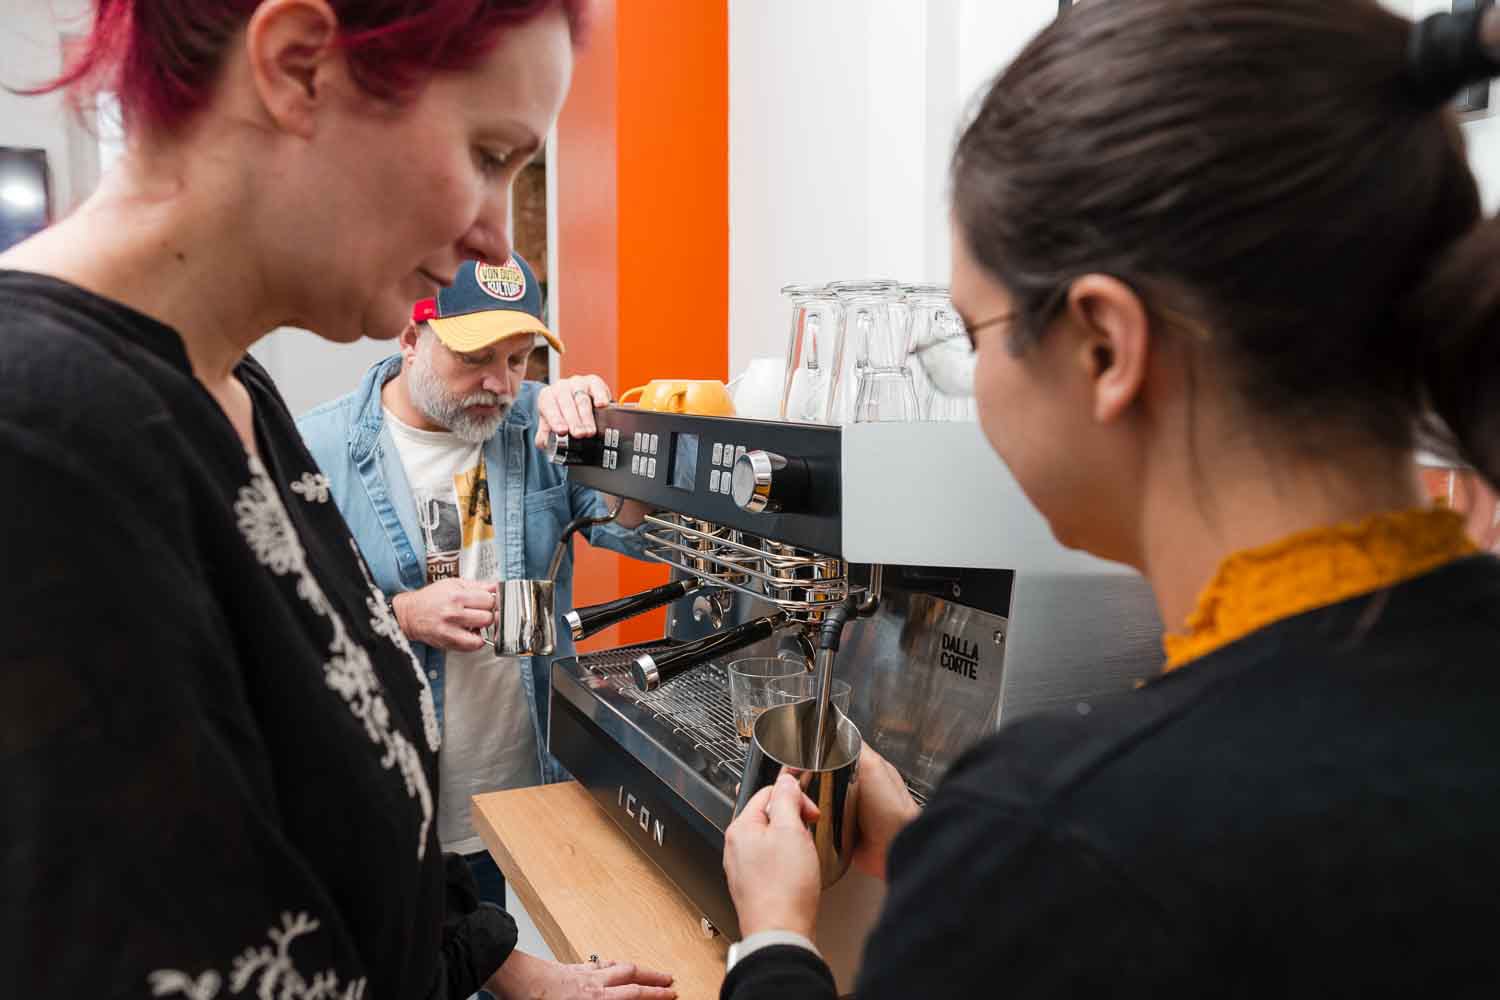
left=630, top=611, right=793, bottom=691
left=565, top=578, right=706, bottom=643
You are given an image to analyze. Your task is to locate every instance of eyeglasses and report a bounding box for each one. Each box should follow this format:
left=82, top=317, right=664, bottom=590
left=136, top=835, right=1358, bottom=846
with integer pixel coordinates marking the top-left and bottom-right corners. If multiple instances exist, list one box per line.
left=956, top=282, right=1211, bottom=349
left=959, top=311, right=1014, bottom=349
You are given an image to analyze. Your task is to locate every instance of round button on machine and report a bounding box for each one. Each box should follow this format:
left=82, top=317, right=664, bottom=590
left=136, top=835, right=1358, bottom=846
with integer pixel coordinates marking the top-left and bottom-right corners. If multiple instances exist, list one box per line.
left=730, top=450, right=811, bottom=514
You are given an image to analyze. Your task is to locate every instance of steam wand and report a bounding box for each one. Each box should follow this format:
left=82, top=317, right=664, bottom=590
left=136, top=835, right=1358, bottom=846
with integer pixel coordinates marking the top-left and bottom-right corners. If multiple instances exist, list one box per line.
left=810, top=593, right=866, bottom=771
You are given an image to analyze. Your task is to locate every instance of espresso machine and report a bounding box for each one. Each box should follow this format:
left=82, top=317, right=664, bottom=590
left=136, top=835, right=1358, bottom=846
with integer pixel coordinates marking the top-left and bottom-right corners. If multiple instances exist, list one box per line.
left=545, top=409, right=1163, bottom=970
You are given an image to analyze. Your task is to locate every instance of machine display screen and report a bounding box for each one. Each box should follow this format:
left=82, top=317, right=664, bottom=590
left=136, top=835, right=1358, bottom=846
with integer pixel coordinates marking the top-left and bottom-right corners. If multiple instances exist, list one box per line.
left=670, top=433, right=699, bottom=491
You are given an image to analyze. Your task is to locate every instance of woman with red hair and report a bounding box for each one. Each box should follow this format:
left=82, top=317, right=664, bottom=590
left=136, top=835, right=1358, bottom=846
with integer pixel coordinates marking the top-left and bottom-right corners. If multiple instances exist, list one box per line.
left=0, top=2, right=672, bottom=998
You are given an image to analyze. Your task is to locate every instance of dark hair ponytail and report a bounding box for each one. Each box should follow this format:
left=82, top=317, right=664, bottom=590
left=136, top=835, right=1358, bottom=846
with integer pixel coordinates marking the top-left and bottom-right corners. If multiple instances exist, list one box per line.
left=952, top=0, right=1500, bottom=477
left=1410, top=219, right=1500, bottom=490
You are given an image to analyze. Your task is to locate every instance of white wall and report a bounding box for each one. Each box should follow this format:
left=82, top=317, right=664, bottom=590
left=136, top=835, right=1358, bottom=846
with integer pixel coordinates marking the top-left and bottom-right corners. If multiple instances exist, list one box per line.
left=726, top=0, right=1057, bottom=375
left=727, top=0, right=1500, bottom=375
left=247, top=328, right=398, bottom=418
left=0, top=0, right=99, bottom=217
left=727, top=0, right=874, bottom=375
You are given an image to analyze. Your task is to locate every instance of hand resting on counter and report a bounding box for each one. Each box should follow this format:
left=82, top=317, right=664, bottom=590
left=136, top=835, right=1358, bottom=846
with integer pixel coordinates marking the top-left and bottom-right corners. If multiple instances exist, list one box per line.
left=488, top=949, right=676, bottom=1000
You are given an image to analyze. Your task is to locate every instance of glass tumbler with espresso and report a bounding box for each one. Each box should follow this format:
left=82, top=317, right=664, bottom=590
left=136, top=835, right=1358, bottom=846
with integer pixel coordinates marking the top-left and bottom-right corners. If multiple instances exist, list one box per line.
left=728, top=657, right=807, bottom=742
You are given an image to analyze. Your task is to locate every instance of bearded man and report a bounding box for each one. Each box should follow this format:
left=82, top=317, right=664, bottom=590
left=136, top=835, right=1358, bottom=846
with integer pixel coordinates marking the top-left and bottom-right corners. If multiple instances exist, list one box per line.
left=298, top=254, right=650, bottom=920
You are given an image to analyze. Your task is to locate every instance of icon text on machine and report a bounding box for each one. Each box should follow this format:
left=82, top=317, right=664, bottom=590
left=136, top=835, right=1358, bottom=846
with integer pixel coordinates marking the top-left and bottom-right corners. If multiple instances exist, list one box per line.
left=618, top=786, right=665, bottom=847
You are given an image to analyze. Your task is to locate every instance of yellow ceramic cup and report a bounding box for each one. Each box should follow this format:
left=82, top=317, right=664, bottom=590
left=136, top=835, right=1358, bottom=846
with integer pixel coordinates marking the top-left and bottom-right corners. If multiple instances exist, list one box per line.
left=617, top=380, right=673, bottom=410
left=620, top=379, right=736, bottom=417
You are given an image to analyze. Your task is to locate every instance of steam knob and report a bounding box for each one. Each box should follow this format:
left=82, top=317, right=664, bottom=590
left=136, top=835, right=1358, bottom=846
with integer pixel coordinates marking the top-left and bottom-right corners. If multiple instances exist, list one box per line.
left=731, top=450, right=810, bottom=514
left=547, top=431, right=603, bottom=467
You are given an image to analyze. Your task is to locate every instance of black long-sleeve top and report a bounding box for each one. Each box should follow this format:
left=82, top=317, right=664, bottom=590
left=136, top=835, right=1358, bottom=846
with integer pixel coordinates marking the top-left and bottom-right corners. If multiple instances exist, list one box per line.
left=724, top=554, right=1500, bottom=997
left=0, top=271, right=515, bottom=998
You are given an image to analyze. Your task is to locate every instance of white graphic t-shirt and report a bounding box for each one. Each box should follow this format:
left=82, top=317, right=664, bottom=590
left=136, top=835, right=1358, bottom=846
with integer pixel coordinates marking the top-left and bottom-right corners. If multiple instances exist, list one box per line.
left=386, top=410, right=541, bottom=855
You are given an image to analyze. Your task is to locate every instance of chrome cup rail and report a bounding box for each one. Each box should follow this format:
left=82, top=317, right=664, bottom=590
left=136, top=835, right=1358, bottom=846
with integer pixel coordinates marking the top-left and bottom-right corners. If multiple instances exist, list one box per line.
left=640, top=512, right=853, bottom=626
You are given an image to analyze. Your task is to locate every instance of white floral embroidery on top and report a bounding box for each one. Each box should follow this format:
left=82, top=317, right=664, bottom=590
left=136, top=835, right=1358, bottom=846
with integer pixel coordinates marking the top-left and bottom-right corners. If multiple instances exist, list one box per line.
left=235, top=456, right=432, bottom=858
left=148, top=911, right=366, bottom=1000
left=289, top=472, right=332, bottom=504
left=352, top=541, right=441, bottom=754
left=236, top=478, right=305, bottom=576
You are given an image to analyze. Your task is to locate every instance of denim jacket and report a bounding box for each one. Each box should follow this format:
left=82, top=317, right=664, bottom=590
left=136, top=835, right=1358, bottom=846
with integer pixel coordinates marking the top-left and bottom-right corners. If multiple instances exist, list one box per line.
left=297, top=355, right=647, bottom=783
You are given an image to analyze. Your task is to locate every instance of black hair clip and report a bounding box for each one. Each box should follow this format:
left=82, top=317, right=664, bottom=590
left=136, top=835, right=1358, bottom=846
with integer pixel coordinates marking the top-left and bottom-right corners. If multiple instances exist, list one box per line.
left=1407, top=6, right=1500, bottom=109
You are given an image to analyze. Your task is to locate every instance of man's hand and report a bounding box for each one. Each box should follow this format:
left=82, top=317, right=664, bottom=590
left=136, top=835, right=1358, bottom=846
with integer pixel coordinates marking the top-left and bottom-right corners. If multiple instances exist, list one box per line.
left=533, top=374, right=652, bottom=528
left=723, top=773, right=824, bottom=940
left=391, top=579, right=496, bottom=652
left=535, top=374, right=612, bottom=449
left=487, top=949, right=676, bottom=1000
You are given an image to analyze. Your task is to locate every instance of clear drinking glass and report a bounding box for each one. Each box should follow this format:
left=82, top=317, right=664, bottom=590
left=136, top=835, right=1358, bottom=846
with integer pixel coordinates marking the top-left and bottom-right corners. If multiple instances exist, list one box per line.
left=904, top=285, right=977, bottom=421
left=769, top=675, right=851, bottom=714
left=916, top=338, right=978, bottom=421
left=852, top=368, right=920, bottom=422
left=779, top=284, right=843, bottom=424
left=903, top=284, right=946, bottom=417
left=925, top=389, right=978, bottom=422
left=902, top=284, right=950, bottom=342
left=728, top=657, right=809, bottom=742
left=826, top=280, right=902, bottom=423
left=840, top=291, right=910, bottom=371
left=826, top=278, right=900, bottom=298
left=833, top=286, right=918, bottom=423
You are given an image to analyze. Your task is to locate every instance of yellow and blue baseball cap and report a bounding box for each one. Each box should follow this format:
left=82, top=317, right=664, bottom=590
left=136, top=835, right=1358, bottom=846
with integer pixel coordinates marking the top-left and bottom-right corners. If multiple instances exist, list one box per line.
left=410, top=254, right=564, bottom=354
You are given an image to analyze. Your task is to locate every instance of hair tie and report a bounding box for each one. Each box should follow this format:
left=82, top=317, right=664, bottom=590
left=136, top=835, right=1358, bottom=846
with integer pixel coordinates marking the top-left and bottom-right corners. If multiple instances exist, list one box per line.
left=1407, top=8, right=1500, bottom=109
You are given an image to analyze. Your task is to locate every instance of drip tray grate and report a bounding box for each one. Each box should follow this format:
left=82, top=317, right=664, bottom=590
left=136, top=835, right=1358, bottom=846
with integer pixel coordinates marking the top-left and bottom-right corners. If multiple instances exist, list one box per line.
left=574, top=641, right=932, bottom=804
left=579, top=643, right=748, bottom=779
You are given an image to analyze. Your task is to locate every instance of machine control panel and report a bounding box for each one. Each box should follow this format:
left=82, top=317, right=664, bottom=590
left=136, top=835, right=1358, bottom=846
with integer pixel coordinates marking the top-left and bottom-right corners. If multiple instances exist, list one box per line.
left=556, top=407, right=843, bottom=554
left=705, top=441, right=749, bottom=497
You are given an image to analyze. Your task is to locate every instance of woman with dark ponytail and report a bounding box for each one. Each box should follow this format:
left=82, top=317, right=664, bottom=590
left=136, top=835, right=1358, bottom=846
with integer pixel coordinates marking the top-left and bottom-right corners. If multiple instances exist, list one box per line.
left=721, top=1, right=1500, bottom=996
left=0, top=2, right=674, bottom=998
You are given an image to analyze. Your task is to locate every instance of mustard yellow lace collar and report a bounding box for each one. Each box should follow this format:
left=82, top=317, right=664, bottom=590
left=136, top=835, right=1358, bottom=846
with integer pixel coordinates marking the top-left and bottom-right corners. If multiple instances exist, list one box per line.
left=1162, top=507, right=1476, bottom=672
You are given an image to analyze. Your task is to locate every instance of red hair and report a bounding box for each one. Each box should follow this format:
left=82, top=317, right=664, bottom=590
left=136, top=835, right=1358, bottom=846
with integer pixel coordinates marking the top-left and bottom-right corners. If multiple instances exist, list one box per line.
left=46, top=0, right=588, bottom=133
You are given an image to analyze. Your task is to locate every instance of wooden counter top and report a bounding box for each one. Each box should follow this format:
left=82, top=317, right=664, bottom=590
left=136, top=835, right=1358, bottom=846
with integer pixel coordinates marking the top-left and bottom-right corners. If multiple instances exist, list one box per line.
left=473, top=781, right=729, bottom=1000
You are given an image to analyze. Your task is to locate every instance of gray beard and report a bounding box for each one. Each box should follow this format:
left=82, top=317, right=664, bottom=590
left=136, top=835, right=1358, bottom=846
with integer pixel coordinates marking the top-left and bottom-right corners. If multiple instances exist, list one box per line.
left=405, top=348, right=510, bottom=444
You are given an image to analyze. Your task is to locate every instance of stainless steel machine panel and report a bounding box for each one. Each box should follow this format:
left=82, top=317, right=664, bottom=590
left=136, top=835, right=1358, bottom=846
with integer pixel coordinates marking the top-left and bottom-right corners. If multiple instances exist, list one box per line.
left=832, top=589, right=1008, bottom=797
left=567, top=411, right=1148, bottom=573
left=840, top=421, right=1141, bottom=573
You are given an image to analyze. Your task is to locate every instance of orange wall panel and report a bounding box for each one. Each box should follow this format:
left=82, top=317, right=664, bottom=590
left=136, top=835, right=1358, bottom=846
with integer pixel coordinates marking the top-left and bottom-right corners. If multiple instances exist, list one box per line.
left=556, top=0, right=728, bottom=649
left=616, top=0, right=731, bottom=390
